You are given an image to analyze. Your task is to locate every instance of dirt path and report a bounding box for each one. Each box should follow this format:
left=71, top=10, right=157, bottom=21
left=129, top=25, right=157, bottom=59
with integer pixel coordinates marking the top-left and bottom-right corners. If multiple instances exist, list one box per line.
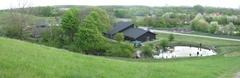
left=139, top=27, right=240, bottom=42
left=235, top=72, right=240, bottom=78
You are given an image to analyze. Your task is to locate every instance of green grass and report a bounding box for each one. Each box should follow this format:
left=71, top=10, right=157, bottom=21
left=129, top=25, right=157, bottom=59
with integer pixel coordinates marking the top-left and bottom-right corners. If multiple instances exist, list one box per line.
left=186, top=31, right=240, bottom=39
left=1, top=33, right=240, bottom=78
left=146, top=33, right=240, bottom=54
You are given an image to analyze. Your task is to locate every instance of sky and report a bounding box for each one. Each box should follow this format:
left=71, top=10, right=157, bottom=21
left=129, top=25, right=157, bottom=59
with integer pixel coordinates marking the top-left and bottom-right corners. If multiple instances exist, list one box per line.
left=0, top=0, right=240, bottom=10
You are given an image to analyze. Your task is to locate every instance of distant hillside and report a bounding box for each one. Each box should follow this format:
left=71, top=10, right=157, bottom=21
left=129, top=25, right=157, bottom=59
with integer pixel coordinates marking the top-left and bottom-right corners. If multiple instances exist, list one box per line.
left=1, top=5, right=240, bottom=17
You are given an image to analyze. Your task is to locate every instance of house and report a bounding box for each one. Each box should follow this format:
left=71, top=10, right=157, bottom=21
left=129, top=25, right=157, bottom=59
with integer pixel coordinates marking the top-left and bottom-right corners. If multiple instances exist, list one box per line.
left=31, top=19, right=50, bottom=38
left=105, top=22, right=156, bottom=42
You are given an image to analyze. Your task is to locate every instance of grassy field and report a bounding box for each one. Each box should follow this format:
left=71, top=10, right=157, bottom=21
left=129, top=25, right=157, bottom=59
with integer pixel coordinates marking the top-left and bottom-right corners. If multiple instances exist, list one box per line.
left=0, top=32, right=240, bottom=78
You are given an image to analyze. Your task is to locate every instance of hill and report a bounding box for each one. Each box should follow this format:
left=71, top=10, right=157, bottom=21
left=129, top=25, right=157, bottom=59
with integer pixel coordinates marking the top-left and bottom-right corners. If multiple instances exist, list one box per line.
left=0, top=36, right=240, bottom=78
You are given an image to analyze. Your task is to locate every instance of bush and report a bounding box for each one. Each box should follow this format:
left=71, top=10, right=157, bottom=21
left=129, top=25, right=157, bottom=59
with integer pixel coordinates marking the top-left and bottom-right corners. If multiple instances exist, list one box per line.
left=105, top=43, right=134, bottom=57
left=141, top=45, right=153, bottom=57
left=208, top=21, right=218, bottom=34
left=160, top=39, right=169, bottom=51
left=168, top=34, right=174, bottom=42
left=114, top=33, right=124, bottom=42
left=191, top=14, right=209, bottom=32
left=41, top=26, right=64, bottom=48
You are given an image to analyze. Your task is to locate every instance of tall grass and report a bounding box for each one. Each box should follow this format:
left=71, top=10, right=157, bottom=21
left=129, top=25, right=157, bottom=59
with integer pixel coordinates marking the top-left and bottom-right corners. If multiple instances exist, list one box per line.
left=0, top=35, right=240, bottom=78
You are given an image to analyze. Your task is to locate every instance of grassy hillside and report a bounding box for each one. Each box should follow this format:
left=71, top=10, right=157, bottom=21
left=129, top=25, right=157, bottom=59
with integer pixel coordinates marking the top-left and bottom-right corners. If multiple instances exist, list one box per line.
left=0, top=36, right=240, bottom=78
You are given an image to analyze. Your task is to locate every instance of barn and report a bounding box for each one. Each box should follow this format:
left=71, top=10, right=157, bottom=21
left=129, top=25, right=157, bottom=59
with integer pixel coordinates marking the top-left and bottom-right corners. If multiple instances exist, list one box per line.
left=105, top=22, right=156, bottom=42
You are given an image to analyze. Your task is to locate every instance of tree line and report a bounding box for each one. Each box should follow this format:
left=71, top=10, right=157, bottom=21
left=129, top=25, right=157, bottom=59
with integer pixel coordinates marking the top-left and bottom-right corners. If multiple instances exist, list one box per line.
left=0, top=7, right=135, bottom=57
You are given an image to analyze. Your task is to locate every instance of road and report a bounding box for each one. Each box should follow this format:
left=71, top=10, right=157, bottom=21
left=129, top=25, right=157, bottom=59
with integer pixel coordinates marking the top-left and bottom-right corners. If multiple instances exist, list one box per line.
left=139, top=27, right=240, bottom=42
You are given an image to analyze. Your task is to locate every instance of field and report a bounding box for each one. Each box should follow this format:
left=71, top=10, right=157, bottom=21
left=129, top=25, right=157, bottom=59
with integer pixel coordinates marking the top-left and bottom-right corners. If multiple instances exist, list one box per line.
left=0, top=32, right=240, bottom=78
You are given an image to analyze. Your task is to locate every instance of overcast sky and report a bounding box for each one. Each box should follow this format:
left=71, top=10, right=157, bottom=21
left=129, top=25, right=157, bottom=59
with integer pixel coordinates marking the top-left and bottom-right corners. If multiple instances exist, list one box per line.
left=1, top=0, right=240, bottom=10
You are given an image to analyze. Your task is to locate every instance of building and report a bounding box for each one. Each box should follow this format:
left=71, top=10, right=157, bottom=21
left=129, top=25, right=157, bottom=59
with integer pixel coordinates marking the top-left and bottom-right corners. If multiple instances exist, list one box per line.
left=105, top=22, right=156, bottom=42
left=31, top=19, right=50, bottom=38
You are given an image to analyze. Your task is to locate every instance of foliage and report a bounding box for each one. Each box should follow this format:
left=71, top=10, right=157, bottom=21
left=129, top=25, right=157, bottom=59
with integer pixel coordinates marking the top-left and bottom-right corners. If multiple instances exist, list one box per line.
left=159, top=39, right=169, bottom=51
left=208, top=21, right=218, bottom=34
left=168, top=34, right=174, bottom=42
left=138, top=12, right=189, bottom=28
left=41, top=26, right=64, bottom=48
left=193, top=5, right=204, bottom=14
left=32, top=6, right=60, bottom=17
left=105, top=43, right=134, bottom=57
left=155, top=17, right=167, bottom=27
left=82, top=9, right=111, bottom=32
left=0, top=12, right=35, bottom=40
left=114, top=9, right=130, bottom=18
left=74, top=28, right=106, bottom=54
left=75, top=9, right=109, bottom=54
left=224, top=22, right=236, bottom=35
left=191, top=14, right=209, bottom=32
left=90, top=8, right=111, bottom=32
left=141, top=45, right=153, bottom=57
left=114, top=33, right=124, bottom=42
left=236, top=27, right=240, bottom=36
left=61, top=8, right=80, bottom=42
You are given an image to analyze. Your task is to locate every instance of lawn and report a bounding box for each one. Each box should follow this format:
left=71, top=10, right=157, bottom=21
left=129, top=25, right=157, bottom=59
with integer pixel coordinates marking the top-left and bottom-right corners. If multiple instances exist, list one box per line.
left=0, top=32, right=240, bottom=78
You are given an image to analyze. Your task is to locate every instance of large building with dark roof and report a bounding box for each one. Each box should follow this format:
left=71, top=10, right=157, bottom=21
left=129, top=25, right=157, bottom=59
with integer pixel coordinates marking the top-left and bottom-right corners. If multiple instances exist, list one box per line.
left=105, top=22, right=156, bottom=42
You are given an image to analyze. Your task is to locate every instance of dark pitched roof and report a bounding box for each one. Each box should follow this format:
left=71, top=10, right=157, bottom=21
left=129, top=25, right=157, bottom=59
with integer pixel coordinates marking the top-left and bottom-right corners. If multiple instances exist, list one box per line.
left=123, top=28, right=150, bottom=39
left=36, top=19, right=49, bottom=27
left=107, top=22, right=133, bottom=35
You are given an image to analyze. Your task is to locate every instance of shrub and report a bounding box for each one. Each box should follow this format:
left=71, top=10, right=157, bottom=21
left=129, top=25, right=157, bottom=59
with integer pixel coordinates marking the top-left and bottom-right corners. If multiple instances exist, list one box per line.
left=141, top=45, right=153, bottom=57
left=191, top=14, right=209, bottom=32
left=105, top=43, right=134, bottom=57
left=114, top=33, right=124, bottom=42
left=168, top=34, right=174, bottom=42
left=160, top=39, right=169, bottom=51
left=208, top=21, right=218, bottom=34
left=41, top=26, right=64, bottom=48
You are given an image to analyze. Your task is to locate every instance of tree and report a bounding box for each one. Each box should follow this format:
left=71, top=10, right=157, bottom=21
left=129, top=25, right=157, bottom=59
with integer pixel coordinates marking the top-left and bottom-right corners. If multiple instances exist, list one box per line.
left=75, top=10, right=108, bottom=54
left=75, top=28, right=106, bottom=54
left=208, top=21, right=218, bottom=34
left=61, top=8, right=80, bottom=42
left=114, top=33, right=124, bottom=42
left=156, top=17, right=167, bottom=27
left=114, top=9, right=130, bottom=18
left=143, top=15, right=154, bottom=27
left=159, top=39, right=169, bottom=52
left=82, top=9, right=111, bottom=32
left=193, top=5, right=204, bottom=14
left=1, top=1, right=34, bottom=40
left=168, top=34, right=174, bottom=42
left=91, top=8, right=111, bottom=32
left=41, top=26, right=64, bottom=48
left=225, top=22, right=236, bottom=35
left=236, top=27, right=240, bottom=36
left=191, top=14, right=209, bottom=32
